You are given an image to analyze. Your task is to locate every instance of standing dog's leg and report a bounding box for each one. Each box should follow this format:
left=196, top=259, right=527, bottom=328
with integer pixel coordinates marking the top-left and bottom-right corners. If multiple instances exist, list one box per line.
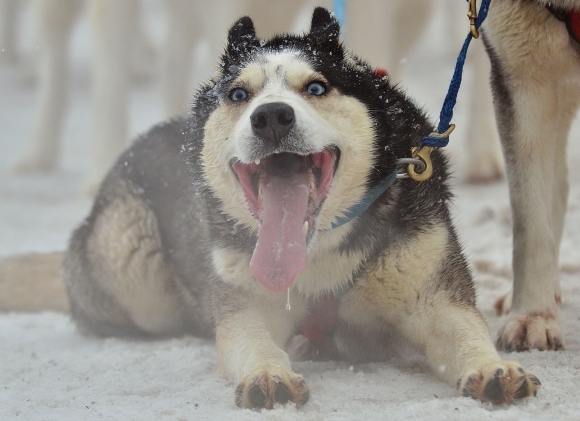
left=345, top=0, right=433, bottom=82
left=82, top=0, right=138, bottom=194
left=160, top=0, right=198, bottom=118
left=0, top=0, right=20, bottom=65
left=484, top=2, right=580, bottom=351
left=465, top=40, right=504, bottom=182
left=161, top=0, right=243, bottom=118
left=14, top=0, right=81, bottom=173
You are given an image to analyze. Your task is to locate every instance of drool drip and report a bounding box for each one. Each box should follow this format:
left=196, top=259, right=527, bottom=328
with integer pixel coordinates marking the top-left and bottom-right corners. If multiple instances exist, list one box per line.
left=286, top=288, right=292, bottom=311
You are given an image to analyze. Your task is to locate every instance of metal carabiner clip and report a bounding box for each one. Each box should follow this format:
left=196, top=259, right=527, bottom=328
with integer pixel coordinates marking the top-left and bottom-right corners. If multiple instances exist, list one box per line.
left=468, top=0, right=480, bottom=38
left=407, top=146, right=435, bottom=182
left=407, top=124, right=455, bottom=182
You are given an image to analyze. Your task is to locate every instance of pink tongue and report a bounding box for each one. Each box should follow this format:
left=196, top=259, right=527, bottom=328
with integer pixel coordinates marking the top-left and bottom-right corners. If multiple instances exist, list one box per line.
left=250, top=172, right=310, bottom=293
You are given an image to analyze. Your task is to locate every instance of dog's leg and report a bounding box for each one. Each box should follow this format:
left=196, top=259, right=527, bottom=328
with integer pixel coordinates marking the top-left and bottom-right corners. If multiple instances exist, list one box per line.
left=210, top=269, right=309, bottom=409
left=338, top=223, right=539, bottom=403
left=465, top=40, right=504, bottom=182
left=0, top=0, right=20, bottom=65
left=82, top=0, right=137, bottom=194
left=494, top=79, right=576, bottom=351
left=65, top=184, right=206, bottom=337
left=14, top=0, right=81, bottom=173
left=160, top=0, right=198, bottom=118
left=160, top=0, right=244, bottom=117
left=345, top=0, right=433, bottom=81
left=484, top=1, right=580, bottom=351
left=412, top=303, right=540, bottom=404
left=217, top=308, right=310, bottom=409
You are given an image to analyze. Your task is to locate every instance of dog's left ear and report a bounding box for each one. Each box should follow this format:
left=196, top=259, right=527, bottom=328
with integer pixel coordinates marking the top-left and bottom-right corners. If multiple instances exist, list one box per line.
left=309, top=7, right=340, bottom=46
left=226, top=16, right=260, bottom=60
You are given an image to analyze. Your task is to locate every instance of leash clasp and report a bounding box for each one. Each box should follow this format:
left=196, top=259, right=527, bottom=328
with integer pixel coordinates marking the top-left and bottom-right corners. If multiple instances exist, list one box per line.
left=468, top=0, right=480, bottom=38
left=407, top=124, right=455, bottom=182
left=407, top=146, right=434, bottom=182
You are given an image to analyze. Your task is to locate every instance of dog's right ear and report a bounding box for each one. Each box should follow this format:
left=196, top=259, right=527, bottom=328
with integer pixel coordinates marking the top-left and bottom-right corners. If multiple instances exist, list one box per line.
left=226, top=16, right=260, bottom=59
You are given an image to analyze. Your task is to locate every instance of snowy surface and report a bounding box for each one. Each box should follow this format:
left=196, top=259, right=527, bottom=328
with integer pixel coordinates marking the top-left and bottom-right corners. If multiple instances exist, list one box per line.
left=2, top=5, right=580, bottom=421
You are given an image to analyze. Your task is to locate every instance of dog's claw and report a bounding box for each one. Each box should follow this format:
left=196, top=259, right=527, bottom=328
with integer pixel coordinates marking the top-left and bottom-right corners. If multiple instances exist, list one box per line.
left=496, top=311, right=564, bottom=351
left=235, top=370, right=309, bottom=409
left=458, top=361, right=540, bottom=404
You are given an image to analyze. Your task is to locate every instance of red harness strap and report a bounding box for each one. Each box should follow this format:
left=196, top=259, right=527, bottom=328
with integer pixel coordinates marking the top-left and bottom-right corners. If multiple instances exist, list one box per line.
left=547, top=5, right=580, bottom=45
left=567, top=10, right=580, bottom=44
left=301, top=295, right=338, bottom=355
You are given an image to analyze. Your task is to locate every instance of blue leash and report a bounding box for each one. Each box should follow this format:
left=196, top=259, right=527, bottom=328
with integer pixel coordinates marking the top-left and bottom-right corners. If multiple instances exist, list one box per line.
left=420, top=0, right=492, bottom=148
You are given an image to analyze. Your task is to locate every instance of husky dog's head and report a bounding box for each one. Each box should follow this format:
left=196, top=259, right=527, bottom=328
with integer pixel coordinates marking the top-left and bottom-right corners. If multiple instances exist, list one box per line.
left=190, top=8, right=428, bottom=293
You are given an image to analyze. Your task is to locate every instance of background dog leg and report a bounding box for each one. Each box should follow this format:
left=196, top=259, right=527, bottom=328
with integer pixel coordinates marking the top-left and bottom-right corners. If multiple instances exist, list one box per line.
left=14, top=0, right=81, bottom=173
left=344, top=0, right=432, bottom=82
left=160, top=0, right=198, bottom=118
left=465, top=41, right=504, bottom=183
left=0, top=0, right=20, bottom=65
left=82, top=0, right=137, bottom=195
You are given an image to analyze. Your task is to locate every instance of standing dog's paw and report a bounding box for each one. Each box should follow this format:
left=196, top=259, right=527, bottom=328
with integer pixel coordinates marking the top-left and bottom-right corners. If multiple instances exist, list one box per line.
left=458, top=361, right=540, bottom=404
left=496, top=311, right=564, bottom=351
left=235, top=369, right=309, bottom=409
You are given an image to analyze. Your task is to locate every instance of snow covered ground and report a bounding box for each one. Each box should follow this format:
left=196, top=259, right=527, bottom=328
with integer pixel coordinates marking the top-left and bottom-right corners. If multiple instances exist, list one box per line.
left=1, top=3, right=580, bottom=421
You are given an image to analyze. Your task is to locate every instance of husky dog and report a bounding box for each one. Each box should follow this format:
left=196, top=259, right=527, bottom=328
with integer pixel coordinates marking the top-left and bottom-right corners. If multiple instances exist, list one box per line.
left=62, top=8, right=539, bottom=408
left=483, top=0, right=580, bottom=351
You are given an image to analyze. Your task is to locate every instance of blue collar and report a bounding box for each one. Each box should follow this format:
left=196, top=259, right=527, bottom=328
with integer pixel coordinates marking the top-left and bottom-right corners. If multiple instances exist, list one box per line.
left=327, top=169, right=398, bottom=230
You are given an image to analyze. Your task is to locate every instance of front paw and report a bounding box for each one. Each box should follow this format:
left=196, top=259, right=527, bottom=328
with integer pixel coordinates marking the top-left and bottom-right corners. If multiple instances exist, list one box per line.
left=458, top=361, right=540, bottom=404
left=235, top=369, right=309, bottom=409
left=497, top=310, right=564, bottom=351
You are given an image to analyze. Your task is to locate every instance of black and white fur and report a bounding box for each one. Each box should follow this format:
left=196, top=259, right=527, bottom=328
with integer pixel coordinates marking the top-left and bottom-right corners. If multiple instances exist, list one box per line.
left=59, top=8, right=539, bottom=408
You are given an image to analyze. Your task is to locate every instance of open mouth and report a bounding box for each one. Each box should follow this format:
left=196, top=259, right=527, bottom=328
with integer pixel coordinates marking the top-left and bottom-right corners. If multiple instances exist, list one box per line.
left=232, top=149, right=338, bottom=293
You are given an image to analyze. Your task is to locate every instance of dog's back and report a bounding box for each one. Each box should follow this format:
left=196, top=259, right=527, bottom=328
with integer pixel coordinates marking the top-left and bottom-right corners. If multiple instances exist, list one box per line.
left=62, top=117, right=214, bottom=337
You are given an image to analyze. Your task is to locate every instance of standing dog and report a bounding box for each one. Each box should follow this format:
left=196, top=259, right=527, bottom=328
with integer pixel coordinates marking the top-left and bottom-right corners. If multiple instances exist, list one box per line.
left=59, top=8, right=541, bottom=408
left=483, top=0, right=580, bottom=351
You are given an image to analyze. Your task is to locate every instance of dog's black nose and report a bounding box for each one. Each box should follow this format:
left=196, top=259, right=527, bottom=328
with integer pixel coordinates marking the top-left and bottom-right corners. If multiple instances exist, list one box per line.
left=250, top=102, right=295, bottom=144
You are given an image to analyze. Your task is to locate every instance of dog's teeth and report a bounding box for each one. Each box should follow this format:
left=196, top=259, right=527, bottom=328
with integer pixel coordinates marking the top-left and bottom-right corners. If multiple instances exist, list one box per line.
left=303, top=221, right=309, bottom=235
left=254, top=159, right=260, bottom=165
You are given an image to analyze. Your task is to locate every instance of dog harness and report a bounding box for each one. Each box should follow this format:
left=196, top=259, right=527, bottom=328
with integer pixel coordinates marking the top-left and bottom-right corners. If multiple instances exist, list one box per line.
left=301, top=294, right=339, bottom=356
left=546, top=5, right=580, bottom=45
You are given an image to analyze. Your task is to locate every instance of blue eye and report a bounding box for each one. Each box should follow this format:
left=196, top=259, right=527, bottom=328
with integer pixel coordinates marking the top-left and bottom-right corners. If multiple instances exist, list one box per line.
left=229, top=88, right=248, bottom=102
left=306, top=81, right=326, bottom=96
